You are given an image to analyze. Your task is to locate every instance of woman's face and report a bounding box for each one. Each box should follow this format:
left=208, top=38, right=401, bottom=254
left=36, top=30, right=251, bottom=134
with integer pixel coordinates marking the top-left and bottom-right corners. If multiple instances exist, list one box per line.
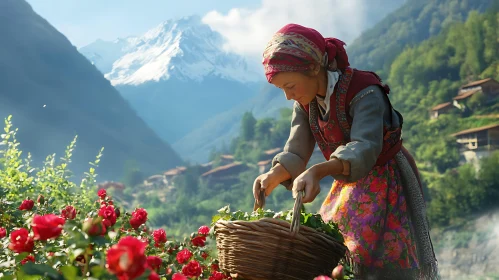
left=270, top=71, right=319, bottom=105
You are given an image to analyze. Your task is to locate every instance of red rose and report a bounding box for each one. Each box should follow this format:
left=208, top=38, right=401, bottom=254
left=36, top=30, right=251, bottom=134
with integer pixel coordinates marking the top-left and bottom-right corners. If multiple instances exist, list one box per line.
left=0, top=227, right=6, bottom=238
left=8, top=228, right=34, bottom=253
left=209, top=271, right=226, bottom=280
left=182, top=260, right=202, bottom=278
left=211, top=263, right=219, bottom=272
left=172, top=273, right=188, bottom=280
left=149, top=271, right=160, bottom=280
left=106, top=236, right=147, bottom=279
left=176, top=248, right=192, bottom=264
left=32, top=214, right=65, bottom=240
left=191, top=235, right=206, bottom=247
left=201, top=252, right=209, bottom=260
left=146, top=256, right=162, bottom=272
left=83, top=218, right=107, bottom=236
left=129, top=208, right=147, bottom=229
left=198, top=225, right=210, bottom=235
left=153, top=228, right=167, bottom=244
left=21, top=255, right=35, bottom=265
left=61, top=205, right=77, bottom=220
left=97, top=189, right=107, bottom=199
left=19, top=199, right=34, bottom=211
left=99, top=205, right=117, bottom=226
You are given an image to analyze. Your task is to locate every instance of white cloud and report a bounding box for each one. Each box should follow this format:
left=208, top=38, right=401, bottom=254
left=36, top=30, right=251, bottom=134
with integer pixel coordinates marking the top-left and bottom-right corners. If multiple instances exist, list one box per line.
left=202, top=0, right=369, bottom=62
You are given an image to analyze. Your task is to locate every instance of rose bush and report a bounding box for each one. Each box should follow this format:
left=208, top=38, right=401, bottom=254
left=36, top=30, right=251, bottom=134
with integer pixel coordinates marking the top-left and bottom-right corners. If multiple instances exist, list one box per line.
left=0, top=116, right=351, bottom=279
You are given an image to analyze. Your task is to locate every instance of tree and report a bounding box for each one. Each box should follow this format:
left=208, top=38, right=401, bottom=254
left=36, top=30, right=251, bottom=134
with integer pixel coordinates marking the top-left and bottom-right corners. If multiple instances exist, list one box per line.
left=240, top=112, right=256, bottom=141
left=122, top=160, right=144, bottom=188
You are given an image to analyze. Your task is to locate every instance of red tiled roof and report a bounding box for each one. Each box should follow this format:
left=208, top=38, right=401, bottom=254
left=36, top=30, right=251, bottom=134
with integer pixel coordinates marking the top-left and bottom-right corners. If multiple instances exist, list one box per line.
left=201, top=162, right=245, bottom=177
left=430, top=102, right=452, bottom=111
left=460, top=78, right=493, bottom=89
left=453, top=88, right=482, bottom=100
left=257, top=159, right=272, bottom=166
left=450, top=123, right=499, bottom=137
left=263, top=147, right=282, bottom=155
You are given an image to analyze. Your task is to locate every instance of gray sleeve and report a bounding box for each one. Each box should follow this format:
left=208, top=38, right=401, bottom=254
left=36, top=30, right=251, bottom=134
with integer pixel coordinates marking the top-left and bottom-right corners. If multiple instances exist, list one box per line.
left=272, top=101, right=316, bottom=190
left=330, top=85, right=389, bottom=182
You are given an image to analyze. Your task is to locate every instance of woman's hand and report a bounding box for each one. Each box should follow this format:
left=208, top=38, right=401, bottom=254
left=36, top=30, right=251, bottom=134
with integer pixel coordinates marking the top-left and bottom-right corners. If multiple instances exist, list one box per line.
left=253, top=163, right=291, bottom=205
left=291, top=167, right=322, bottom=203
left=292, top=158, right=345, bottom=203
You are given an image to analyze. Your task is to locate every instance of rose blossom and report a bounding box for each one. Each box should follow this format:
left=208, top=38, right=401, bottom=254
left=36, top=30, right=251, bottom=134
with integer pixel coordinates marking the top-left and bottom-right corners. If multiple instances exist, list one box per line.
left=209, top=271, right=226, bottom=280
left=153, top=228, right=167, bottom=245
left=97, top=189, right=107, bottom=199
left=98, top=205, right=117, bottom=226
left=182, top=260, right=202, bottom=278
left=146, top=256, right=162, bottom=272
left=8, top=228, right=34, bottom=253
left=129, top=208, right=147, bottom=229
left=32, top=214, right=66, bottom=240
left=198, top=225, right=210, bottom=235
left=21, top=255, right=35, bottom=265
left=172, top=273, right=188, bottom=280
left=176, top=248, right=193, bottom=264
left=61, top=205, right=77, bottom=220
left=106, top=236, right=147, bottom=279
left=201, top=252, right=209, bottom=260
left=148, top=271, right=160, bottom=280
left=0, top=227, right=6, bottom=238
left=314, top=276, right=332, bottom=280
left=83, top=218, right=107, bottom=236
left=191, top=235, right=206, bottom=247
left=19, top=199, right=34, bottom=211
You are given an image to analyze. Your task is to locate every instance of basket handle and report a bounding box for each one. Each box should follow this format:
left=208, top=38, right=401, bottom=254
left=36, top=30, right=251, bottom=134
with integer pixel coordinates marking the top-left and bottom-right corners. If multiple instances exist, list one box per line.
left=253, top=189, right=303, bottom=235
left=253, top=188, right=266, bottom=211
left=290, top=190, right=304, bottom=235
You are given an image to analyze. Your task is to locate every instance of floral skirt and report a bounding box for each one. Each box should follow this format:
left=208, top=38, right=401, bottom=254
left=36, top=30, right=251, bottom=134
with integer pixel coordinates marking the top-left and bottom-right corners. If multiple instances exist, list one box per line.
left=319, top=158, right=420, bottom=270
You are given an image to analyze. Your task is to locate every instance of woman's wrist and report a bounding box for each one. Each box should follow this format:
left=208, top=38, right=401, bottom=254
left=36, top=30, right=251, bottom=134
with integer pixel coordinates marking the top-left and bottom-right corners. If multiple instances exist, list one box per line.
left=310, top=158, right=345, bottom=179
left=268, top=163, right=292, bottom=183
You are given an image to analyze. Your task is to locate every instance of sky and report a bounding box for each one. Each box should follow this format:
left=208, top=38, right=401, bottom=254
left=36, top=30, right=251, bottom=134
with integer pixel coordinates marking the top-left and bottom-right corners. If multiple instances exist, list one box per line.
left=26, top=0, right=401, bottom=61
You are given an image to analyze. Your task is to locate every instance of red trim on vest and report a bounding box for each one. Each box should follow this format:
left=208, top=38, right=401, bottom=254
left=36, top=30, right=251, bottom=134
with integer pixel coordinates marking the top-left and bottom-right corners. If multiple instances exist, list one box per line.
left=301, top=68, right=402, bottom=167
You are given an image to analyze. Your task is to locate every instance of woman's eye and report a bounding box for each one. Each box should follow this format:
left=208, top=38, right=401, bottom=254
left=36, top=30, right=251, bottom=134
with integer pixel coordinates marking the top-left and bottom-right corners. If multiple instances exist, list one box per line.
left=286, top=85, right=295, bottom=90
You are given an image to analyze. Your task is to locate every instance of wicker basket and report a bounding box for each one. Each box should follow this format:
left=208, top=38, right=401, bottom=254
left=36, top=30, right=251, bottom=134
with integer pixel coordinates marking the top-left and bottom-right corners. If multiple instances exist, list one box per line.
left=214, top=191, right=347, bottom=280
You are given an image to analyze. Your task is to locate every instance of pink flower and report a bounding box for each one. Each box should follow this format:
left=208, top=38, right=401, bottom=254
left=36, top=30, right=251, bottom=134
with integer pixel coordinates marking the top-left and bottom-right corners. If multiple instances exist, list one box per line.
left=198, top=225, right=210, bottom=235
left=314, top=276, right=332, bottom=280
left=19, top=199, right=34, bottom=211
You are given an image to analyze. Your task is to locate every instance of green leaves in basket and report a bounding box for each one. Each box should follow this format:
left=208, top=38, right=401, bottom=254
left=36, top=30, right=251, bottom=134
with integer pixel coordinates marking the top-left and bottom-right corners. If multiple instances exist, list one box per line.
left=211, top=205, right=344, bottom=243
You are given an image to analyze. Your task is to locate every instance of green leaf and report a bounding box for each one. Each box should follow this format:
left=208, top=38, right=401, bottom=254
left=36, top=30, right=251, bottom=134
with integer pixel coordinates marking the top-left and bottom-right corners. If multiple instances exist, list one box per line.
left=59, top=265, right=79, bottom=280
left=21, top=263, right=64, bottom=280
left=15, top=252, right=29, bottom=263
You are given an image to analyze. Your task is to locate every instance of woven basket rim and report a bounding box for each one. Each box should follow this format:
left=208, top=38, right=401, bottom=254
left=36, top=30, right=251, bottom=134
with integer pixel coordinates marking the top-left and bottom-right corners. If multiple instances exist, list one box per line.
left=214, top=217, right=347, bottom=248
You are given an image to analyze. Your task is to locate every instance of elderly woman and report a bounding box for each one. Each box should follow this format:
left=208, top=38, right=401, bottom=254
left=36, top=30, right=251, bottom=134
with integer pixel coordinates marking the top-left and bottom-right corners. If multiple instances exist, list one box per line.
left=252, top=24, right=439, bottom=279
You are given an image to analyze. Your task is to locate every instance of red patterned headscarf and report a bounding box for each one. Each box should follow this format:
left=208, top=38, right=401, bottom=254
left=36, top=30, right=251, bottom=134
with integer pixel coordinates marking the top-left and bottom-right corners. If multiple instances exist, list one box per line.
left=262, top=23, right=350, bottom=82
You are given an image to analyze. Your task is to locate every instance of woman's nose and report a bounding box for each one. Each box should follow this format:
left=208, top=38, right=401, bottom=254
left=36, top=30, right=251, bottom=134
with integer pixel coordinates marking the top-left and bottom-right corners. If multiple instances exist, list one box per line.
left=284, top=90, right=293, bottom=100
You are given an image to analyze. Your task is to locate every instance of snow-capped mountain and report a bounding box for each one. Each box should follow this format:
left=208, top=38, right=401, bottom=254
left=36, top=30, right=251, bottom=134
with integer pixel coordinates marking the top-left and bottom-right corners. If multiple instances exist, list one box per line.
left=81, top=15, right=261, bottom=85
left=79, top=15, right=264, bottom=149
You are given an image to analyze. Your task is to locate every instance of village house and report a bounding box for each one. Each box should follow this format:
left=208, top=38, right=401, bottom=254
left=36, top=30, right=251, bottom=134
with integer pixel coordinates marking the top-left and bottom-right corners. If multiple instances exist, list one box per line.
left=453, top=78, right=499, bottom=108
left=219, top=154, right=235, bottom=165
left=200, top=162, right=249, bottom=185
left=451, top=123, right=499, bottom=166
left=162, top=166, right=187, bottom=185
left=429, top=102, right=456, bottom=119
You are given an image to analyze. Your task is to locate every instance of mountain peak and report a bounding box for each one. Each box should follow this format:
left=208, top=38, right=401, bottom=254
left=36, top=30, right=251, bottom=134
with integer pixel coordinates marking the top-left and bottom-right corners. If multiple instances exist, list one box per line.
left=80, top=15, right=260, bottom=85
